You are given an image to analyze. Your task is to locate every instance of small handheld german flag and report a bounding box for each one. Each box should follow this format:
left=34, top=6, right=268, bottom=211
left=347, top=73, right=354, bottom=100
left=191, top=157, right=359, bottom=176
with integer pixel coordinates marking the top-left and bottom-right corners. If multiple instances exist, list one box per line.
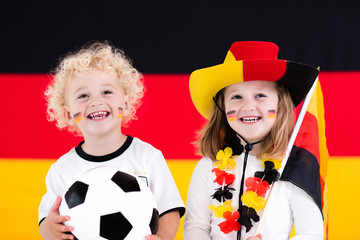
left=257, top=77, right=329, bottom=239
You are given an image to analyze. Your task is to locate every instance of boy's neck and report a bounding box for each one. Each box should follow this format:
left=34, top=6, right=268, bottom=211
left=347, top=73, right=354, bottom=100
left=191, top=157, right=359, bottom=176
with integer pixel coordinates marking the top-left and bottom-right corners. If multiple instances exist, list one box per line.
left=81, top=133, right=128, bottom=156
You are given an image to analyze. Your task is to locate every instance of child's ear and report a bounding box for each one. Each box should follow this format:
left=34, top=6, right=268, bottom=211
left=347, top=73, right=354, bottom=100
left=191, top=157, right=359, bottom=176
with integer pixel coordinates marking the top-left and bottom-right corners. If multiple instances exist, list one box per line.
left=64, top=106, right=74, bottom=124
left=122, top=95, right=131, bottom=117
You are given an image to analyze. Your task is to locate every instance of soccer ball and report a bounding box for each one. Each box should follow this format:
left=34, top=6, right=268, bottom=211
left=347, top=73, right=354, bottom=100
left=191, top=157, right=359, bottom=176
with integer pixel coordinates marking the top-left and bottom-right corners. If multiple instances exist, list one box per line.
left=59, top=166, right=159, bottom=240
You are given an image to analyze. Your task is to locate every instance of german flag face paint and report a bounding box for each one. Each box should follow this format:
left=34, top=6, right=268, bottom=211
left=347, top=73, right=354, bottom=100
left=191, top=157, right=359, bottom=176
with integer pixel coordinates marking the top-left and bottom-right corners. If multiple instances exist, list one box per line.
left=267, top=109, right=276, bottom=119
left=118, top=107, right=123, bottom=119
left=226, top=110, right=237, bottom=122
left=73, top=112, right=82, bottom=124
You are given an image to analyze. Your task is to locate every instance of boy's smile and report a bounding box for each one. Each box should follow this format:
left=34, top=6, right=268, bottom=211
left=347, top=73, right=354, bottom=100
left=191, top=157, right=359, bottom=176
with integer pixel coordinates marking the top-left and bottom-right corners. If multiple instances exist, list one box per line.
left=87, top=111, right=110, bottom=120
left=65, top=69, right=130, bottom=139
left=224, top=81, right=279, bottom=143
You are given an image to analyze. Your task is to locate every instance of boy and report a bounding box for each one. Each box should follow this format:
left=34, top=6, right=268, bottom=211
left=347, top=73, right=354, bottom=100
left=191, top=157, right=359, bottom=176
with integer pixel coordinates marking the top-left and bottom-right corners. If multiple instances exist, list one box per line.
left=39, top=42, right=185, bottom=240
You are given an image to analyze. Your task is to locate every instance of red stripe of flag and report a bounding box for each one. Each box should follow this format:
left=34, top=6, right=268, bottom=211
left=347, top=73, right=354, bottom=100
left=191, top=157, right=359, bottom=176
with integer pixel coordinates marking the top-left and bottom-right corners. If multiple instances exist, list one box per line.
left=293, top=113, right=320, bottom=162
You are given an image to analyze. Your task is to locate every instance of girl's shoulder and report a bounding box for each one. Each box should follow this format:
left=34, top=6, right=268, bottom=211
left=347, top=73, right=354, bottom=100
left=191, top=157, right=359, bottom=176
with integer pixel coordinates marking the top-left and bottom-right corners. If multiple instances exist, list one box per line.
left=194, top=156, right=215, bottom=174
left=197, top=156, right=213, bottom=164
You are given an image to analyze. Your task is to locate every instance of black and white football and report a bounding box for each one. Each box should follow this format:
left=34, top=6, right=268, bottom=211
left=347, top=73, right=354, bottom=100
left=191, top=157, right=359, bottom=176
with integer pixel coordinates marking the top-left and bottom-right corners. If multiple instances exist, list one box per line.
left=59, top=166, right=159, bottom=239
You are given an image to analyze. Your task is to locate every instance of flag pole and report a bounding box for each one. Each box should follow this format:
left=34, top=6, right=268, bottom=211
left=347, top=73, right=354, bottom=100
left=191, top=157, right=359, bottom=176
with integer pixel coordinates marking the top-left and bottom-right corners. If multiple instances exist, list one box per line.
left=254, top=76, right=319, bottom=235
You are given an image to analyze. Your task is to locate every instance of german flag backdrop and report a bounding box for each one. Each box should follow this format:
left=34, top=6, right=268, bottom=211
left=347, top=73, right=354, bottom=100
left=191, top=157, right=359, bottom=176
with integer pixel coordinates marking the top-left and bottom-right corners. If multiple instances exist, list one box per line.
left=1, top=1, right=359, bottom=239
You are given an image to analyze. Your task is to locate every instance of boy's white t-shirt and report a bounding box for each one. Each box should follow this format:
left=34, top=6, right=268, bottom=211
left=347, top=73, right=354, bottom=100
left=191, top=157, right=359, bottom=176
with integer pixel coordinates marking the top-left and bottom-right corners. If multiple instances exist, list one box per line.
left=38, top=136, right=185, bottom=223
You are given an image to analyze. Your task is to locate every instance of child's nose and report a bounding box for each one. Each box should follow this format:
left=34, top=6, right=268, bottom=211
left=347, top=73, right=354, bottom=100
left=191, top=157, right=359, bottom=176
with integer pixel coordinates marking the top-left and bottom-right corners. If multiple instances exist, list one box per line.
left=89, top=95, right=104, bottom=107
left=241, top=98, right=256, bottom=111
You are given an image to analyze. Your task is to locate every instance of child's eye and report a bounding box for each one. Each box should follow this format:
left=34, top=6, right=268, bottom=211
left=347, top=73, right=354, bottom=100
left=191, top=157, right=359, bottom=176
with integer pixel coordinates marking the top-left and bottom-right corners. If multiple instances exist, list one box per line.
left=77, top=94, right=89, bottom=99
left=231, top=95, right=242, bottom=100
left=255, top=93, right=266, bottom=98
left=103, top=90, right=113, bottom=95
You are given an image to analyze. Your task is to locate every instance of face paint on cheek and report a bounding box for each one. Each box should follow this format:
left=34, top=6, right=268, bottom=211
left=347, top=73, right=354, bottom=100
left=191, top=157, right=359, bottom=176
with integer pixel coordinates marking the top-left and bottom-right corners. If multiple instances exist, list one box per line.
left=267, top=110, right=276, bottom=119
left=226, top=110, right=237, bottom=122
left=73, top=112, right=83, bottom=124
left=118, top=107, right=123, bottom=119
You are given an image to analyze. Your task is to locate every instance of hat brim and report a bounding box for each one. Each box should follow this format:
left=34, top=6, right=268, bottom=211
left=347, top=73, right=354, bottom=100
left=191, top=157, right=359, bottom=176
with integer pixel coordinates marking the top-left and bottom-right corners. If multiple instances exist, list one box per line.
left=189, top=59, right=319, bottom=119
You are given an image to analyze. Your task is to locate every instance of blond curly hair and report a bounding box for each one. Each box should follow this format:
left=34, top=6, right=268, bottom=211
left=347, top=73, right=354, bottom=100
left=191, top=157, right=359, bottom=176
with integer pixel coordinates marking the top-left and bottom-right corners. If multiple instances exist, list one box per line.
left=45, top=41, right=145, bottom=135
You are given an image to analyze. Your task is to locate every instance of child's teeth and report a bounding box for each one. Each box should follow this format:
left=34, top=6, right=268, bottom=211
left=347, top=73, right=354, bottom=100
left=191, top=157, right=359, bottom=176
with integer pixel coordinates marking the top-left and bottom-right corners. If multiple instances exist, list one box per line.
left=242, top=117, right=259, bottom=122
left=89, top=111, right=109, bottom=119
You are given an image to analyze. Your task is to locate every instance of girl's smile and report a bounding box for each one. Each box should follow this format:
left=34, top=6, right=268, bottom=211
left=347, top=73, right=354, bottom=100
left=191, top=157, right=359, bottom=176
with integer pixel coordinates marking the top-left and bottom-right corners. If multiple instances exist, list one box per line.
left=224, top=81, right=279, bottom=143
left=240, top=116, right=261, bottom=123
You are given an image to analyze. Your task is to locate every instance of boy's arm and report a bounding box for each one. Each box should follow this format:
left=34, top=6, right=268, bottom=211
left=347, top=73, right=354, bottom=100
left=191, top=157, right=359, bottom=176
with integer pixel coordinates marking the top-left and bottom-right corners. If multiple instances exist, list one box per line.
left=156, top=210, right=180, bottom=240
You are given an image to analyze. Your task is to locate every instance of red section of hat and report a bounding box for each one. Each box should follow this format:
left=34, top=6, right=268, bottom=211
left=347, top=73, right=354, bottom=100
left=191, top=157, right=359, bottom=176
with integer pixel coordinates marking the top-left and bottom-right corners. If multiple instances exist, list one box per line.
left=229, top=41, right=279, bottom=60
left=243, top=60, right=287, bottom=81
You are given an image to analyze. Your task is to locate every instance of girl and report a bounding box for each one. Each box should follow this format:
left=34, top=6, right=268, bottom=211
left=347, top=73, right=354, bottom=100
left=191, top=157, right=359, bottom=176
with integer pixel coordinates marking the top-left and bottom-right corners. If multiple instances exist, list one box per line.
left=184, top=41, right=323, bottom=240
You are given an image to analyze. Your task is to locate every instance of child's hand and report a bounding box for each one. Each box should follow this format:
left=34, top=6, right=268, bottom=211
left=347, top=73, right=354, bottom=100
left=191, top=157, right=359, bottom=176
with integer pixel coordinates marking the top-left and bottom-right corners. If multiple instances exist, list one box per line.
left=39, top=196, right=75, bottom=240
left=246, top=233, right=262, bottom=240
left=145, top=235, right=162, bottom=240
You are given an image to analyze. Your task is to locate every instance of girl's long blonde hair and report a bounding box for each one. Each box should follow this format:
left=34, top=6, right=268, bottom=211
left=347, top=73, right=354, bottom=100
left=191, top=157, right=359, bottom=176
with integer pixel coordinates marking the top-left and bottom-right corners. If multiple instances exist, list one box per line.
left=195, top=82, right=294, bottom=160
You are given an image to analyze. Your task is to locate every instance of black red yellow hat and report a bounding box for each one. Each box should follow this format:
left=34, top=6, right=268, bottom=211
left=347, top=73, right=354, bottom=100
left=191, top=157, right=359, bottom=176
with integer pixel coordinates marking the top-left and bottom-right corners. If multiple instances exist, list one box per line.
left=189, top=41, right=319, bottom=119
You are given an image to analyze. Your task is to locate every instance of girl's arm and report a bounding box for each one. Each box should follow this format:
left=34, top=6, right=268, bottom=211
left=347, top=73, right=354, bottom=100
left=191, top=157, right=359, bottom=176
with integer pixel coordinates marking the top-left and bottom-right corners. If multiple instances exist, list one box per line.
left=290, top=184, right=324, bottom=240
left=183, top=158, right=212, bottom=240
